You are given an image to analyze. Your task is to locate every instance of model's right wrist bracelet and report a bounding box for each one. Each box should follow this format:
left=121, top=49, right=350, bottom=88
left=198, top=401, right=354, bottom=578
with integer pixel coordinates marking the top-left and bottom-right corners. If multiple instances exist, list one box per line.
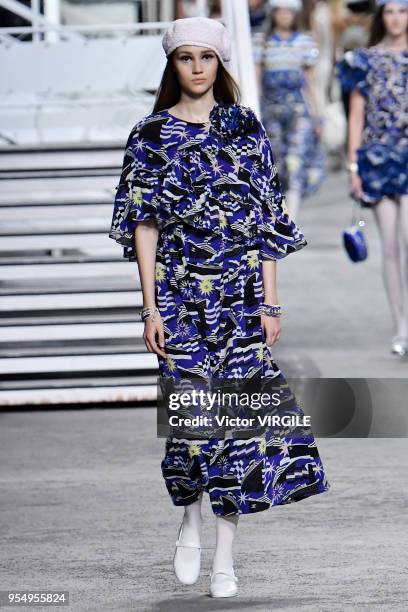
left=141, top=306, right=159, bottom=322
left=347, top=161, right=358, bottom=174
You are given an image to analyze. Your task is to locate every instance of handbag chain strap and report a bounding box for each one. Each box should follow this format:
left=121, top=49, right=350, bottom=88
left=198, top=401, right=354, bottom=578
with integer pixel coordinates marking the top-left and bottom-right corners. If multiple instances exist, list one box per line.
left=351, top=197, right=366, bottom=228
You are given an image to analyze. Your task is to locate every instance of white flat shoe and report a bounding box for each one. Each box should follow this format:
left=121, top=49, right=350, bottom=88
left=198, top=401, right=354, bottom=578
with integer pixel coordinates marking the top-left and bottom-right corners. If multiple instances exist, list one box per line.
left=391, top=335, right=408, bottom=356
left=209, top=570, right=239, bottom=598
left=173, top=520, right=201, bottom=585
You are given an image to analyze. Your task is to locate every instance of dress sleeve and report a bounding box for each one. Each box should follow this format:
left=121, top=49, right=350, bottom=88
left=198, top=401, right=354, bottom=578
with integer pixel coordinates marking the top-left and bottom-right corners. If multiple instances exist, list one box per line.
left=336, top=48, right=370, bottom=98
left=109, top=119, right=160, bottom=262
left=301, top=33, right=320, bottom=67
left=252, top=30, right=266, bottom=64
left=253, top=120, right=308, bottom=261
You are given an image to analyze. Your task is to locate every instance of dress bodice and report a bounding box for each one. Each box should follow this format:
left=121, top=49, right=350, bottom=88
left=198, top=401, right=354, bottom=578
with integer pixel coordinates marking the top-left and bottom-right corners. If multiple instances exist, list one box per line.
left=252, top=30, right=319, bottom=94
left=337, top=46, right=408, bottom=150
left=109, top=102, right=307, bottom=262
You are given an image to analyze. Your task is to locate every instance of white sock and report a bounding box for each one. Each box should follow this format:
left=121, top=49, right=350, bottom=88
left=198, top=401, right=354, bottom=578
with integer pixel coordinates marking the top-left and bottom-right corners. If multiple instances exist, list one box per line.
left=179, top=492, right=203, bottom=546
left=212, top=514, right=239, bottom=576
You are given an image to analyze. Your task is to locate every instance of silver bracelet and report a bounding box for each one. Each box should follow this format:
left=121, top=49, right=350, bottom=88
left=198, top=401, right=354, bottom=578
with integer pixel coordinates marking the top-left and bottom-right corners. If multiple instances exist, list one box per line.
left=261, top=303, right=281, bottom=317
left=141, top=306, right=159, bottom=322
left=347, top=161, right=358, bottom=173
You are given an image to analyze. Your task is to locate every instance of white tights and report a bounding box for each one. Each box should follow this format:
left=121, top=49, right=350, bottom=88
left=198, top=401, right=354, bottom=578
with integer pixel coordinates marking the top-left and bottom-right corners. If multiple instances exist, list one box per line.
left=372, top=196, right=408, bottom=337
left=178, top=491, right=239, bottom=575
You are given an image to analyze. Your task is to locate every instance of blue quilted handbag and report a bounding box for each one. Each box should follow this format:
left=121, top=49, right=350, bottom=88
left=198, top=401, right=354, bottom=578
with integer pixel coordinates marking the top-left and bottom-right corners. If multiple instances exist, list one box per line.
left=343, top=197, right=368, bottom=262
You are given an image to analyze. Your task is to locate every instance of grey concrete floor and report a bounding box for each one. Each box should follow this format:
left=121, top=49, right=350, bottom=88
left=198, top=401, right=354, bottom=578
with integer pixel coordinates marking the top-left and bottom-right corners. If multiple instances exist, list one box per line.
left=274, top=170, right=408, bottom=378
left=0, top=409, right=407, bottom=612
left=1, top=171, right=408, bottom=611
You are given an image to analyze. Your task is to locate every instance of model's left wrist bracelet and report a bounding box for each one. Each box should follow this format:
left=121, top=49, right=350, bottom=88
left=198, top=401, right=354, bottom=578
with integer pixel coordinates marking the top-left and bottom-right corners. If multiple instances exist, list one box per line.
left=260, top=303, right=281, bottom=317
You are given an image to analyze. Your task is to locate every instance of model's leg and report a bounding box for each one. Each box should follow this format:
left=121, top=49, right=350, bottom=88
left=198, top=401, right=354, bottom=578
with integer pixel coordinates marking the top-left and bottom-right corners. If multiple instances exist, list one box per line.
left=285, top=188, right=301, bottom=223
left=178, top=491, right=203, bottom=545
left=173, top=492, right=204, bottom=585
left=209, top=514, right=239, bottom=597
left=212, top=514, right=239, bottom=575
left=397, top=195, right=408, bottom=331
left=285, top=115, right=309, bottom=223
left=267, top=112, right=300, bottom=220
left=372, top=196, right=407, bottom=337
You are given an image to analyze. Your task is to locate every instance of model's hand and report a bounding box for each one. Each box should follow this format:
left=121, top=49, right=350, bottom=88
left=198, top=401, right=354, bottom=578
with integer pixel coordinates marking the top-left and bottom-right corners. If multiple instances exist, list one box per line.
left=314, top=121, right=323, bottom=141
left=144, top=316, right=166, bottom=358
left=349, top=172, right=364, bottom=201
left=261, top=315, right=281, bottom=347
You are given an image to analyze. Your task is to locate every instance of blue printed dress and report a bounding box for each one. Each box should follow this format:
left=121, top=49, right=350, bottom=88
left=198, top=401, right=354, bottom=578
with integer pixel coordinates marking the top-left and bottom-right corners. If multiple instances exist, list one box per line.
left=252, top=30, right=326, bottom=198
left=109, top=102, right=330, bottom=516
left=337, top=46, right=408, bottom=206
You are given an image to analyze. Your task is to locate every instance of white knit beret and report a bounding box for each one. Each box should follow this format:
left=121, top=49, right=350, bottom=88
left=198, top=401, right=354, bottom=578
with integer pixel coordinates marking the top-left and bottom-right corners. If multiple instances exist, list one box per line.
left=269, top=0, right=302, bottom=11
left=162, top=17, right=231, bottom=65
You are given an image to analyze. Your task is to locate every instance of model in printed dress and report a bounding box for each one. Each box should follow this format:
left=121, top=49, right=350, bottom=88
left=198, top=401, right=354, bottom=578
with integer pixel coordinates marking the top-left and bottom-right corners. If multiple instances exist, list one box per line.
left=337, top=0, right=408, bottom=356
left=252, top=0, right=326, bottom=222
left=110, top=16, right=330, bottom=599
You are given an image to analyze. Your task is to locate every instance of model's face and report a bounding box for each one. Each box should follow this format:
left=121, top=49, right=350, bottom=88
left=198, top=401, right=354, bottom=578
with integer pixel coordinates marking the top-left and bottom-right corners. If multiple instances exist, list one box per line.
left=382, top=3, right=408, bottom=37
left=172, top=46, right=219, bottom=96
left=273, top=7, right=296, bottom=30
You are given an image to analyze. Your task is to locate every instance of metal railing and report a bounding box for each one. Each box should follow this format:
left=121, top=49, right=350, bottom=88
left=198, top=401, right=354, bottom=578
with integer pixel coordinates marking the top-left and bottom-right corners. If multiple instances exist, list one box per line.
left=0, top=0, right=259, bottom=113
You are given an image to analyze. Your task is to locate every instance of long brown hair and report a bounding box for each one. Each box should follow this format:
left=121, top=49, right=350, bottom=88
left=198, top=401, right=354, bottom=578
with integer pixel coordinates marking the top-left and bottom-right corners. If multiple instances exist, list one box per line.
left=152, top=50, right=241, bottom=113
left=368, top=4, right=408, bottom=46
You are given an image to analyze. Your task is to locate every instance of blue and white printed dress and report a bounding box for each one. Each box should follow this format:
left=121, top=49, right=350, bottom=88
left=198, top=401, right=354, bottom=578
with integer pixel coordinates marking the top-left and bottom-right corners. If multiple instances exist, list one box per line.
left=109, top=102, right=330, bottom=516
left=252, top=30, right=326, bottom=198
left=337, top=46, right=408, bottom=206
